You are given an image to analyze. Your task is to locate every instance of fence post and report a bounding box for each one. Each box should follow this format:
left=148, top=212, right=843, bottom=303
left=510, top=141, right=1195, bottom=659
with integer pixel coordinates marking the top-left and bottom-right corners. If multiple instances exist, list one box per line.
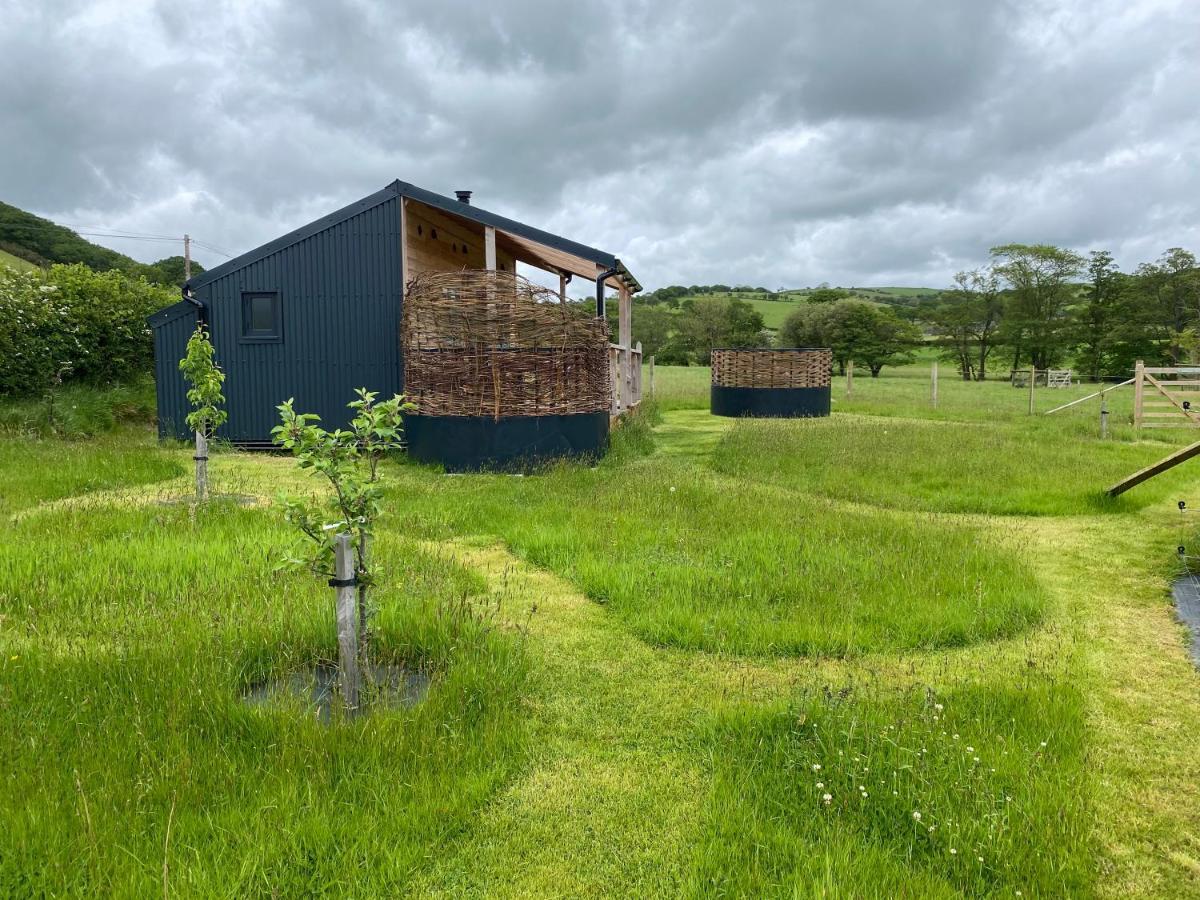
left=648, top=355, right=655, bottom=396
left=1100, top=390, right=1109, bottom=439
left=1133, top=359, right=1144, bottom=435
left=332, top=533, right=361, bottom=712
left=847, top=359, right=854, bottom=397
left=1028, top=365, right=1036, bottom=415
left=635, top=341, right=643, bottom=406
left=194, top=430, right=208, bottom=502
left=931, top=361, right=938, bottom=408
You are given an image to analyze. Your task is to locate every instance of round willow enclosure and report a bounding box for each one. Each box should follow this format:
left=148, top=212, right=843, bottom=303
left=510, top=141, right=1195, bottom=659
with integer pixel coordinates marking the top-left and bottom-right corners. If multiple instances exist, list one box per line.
left=403, top=271, right=611, bottom=471
left=710, top=348, right=833, bottom=418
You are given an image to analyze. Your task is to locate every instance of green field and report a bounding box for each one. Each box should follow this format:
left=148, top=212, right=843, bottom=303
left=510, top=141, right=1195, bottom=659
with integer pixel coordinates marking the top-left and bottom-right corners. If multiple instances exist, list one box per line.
left=1, top=366, right=1198, bottom=895
left=0, top=247, right=38, bottom=272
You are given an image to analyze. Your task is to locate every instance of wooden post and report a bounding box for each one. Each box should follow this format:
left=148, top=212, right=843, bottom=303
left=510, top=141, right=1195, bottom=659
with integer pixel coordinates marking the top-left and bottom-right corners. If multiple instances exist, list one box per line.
left=610, top=346, right=620, bottom=416
left=558, top=272, right=568, bottom=303
left=1100, top=390, right=1109, bottom=439
left=1028, top=365, right=1035, bottom=415
left=618, top=283, right=632, bottom=412
left=846, top=360, right=854, bottom=397
left=183, top=234, right=191, bottom=282
left=484, top=226, right=497, bottom=271
left=399, top=199, right=410, bottom=286
left=194, top=429, right=208, bottom=502
left=931, top=361, right=938, bottom=408
left=634, top=340, right=643, bottom=406
left=333, top=534, right=360, bottom=712
left=1133, top=359, right=1145, bottom=435
left=648, top=355, right=655, bottom=396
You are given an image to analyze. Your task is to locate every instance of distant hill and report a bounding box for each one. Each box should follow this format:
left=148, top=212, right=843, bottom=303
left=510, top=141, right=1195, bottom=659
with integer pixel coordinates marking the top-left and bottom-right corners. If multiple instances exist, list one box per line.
left=0, top=201, right=202, bottom=286
left=637, top=284, right=946, bottom=332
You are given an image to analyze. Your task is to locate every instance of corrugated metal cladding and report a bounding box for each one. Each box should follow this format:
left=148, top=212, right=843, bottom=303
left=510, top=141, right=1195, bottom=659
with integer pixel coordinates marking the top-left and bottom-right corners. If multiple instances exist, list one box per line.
left=193, top=195, right=403, bottom=443
left=151, top=303, right=198, bottom=440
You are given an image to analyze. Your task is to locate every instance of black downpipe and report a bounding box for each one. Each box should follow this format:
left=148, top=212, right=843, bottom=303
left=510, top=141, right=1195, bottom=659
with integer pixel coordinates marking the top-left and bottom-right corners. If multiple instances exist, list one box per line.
left=595, top=266, right=618, bottom=318
left=181, top=284, right=207, bottom=326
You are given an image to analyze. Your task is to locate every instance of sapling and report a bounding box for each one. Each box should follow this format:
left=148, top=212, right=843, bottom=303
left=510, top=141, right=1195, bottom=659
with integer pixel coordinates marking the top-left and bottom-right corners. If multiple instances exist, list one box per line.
left=272, top=389, right=413, bottom=694
left=178, top=323, right=227, bottom=502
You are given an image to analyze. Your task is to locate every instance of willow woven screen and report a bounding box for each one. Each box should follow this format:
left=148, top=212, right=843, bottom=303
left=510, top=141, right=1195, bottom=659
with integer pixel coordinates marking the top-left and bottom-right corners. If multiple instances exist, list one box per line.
left=710, top=348, right=833, bottom=388
left=403, top=271, right=611, bottom=418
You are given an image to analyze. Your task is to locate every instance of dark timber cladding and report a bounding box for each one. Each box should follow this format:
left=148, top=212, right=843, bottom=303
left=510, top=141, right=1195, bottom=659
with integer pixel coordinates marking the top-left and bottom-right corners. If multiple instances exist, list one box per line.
left=175, top=189, right=402, bottom=443
left=149, top=180, right=640, bottom=446
left=149, top=300, right=198, bottom=439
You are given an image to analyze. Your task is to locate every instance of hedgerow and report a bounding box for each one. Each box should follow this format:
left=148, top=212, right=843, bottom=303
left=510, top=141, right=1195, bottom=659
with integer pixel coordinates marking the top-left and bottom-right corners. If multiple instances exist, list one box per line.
left=0, top=263, right=174, bottom=395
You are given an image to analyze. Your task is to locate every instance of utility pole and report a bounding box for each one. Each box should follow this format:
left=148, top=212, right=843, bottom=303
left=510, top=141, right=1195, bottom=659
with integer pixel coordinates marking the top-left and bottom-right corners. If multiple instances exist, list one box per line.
left=184, top=234, right=191, bottom=281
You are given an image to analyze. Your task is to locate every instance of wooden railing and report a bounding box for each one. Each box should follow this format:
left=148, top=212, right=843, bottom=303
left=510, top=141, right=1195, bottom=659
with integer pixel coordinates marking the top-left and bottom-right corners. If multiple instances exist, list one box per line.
left=609, top=340, right=643, bottom=416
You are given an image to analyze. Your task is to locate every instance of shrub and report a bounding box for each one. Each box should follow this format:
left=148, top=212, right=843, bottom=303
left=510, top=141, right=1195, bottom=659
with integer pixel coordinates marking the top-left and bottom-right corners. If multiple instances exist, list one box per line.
left=0, top=263, right=174, bottom=396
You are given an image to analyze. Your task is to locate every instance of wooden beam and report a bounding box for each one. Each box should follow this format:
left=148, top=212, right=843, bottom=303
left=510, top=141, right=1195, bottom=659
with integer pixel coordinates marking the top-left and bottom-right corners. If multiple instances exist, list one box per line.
left=1133, top=359, right=1144, bottom=434
left=1106, top=437, right=1200, bottom=497
left=618, top=283, right=632, bottom=411
left=399, top=199, right=410, bottom=289
left=484, top=226, right=497, bottom=271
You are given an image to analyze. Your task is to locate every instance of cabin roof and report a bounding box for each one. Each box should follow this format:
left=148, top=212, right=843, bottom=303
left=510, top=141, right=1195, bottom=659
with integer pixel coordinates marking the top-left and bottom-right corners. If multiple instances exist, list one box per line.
left=184, top=181, right=640, bottom=293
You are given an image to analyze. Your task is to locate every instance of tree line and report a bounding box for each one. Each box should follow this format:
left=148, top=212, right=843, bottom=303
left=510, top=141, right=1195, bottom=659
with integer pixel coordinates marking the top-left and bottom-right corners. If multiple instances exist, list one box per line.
left=918, top=244, right=1199, bottom=381
left=616, top=243, right=1200, bottom=380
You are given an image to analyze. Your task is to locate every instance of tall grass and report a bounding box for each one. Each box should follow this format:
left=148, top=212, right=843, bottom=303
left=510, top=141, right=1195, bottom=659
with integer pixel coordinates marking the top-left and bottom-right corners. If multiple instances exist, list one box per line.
left=692, top=677, right=1090, bottom=897
left=0, top=431, right=182, bottom=516
left=394, top=454, right=1045, bottom=657
left=710, top=415, right=1197, bottom=516
left=0, top=500, right=529, bottom=895
left=0, top=376, right=158, bottom=437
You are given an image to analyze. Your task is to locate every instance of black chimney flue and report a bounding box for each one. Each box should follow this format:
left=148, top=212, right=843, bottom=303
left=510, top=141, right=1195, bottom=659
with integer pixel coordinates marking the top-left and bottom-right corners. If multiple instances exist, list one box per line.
left=455, top=190, right=472, bottom=204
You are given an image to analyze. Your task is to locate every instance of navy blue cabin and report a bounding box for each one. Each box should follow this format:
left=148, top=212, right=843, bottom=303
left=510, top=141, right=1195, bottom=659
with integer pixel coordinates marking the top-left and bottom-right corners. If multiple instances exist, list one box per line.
left=150, top=181, right=642, bottom=464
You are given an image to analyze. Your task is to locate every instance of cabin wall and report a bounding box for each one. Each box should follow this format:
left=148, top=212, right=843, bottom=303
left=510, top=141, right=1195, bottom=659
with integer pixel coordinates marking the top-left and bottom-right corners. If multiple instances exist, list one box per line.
left=404, top=202, right=517, bottom=279
left=195, top=195, right=403, bottom=443
left=152, top=305, right=198, bottom=440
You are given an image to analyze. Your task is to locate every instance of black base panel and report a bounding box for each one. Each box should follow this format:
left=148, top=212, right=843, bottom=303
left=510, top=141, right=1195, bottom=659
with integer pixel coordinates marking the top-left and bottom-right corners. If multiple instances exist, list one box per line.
left=404, top=412, right=609, bottom=472
left=710, top=385, right=831, bottom=418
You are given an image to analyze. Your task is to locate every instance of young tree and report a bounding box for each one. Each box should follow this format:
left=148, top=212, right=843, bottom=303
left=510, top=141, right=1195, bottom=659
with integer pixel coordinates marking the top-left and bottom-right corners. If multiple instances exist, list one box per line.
left=272, top=389, right=413, bottom=677
left=178, top=323, right=227, bottom=502
left=991, top=244, right=1084, bottom=370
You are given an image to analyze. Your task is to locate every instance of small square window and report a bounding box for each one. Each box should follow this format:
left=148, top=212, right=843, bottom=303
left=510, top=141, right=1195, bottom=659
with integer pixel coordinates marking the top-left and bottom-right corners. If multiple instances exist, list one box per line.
left=241, top=291, right=282, bottom=342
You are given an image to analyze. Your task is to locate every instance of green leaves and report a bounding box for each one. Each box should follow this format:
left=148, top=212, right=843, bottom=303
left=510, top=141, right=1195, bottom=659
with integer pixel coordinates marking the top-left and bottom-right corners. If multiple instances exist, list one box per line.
left=178, top=324, right=227, bottom=432
left=272, top=388, right=414, bottom=585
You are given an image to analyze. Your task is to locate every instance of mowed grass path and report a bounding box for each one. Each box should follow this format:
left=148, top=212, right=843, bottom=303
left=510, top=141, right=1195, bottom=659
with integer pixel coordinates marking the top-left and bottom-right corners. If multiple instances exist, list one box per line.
left=2, top=364, right=1199, bottom=895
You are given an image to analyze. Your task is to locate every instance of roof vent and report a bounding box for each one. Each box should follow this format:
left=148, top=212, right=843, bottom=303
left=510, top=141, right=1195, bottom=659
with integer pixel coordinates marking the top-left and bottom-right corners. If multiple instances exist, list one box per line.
left=455, top=190, right=472, bottom=204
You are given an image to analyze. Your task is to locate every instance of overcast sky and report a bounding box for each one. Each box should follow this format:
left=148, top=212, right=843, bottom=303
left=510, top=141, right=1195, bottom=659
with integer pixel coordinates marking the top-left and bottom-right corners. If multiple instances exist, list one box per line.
left=2, top=0, right=1198, bottom=290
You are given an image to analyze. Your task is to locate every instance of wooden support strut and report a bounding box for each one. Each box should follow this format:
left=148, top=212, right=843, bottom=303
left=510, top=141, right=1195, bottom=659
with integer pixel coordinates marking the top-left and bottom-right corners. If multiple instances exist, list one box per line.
left=1106, top=437, right=1200, bottom=497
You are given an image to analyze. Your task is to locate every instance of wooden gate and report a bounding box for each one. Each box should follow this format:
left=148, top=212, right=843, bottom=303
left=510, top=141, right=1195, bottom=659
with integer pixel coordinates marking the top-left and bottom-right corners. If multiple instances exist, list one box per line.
left=1133, top=360, right=1200, bottom=432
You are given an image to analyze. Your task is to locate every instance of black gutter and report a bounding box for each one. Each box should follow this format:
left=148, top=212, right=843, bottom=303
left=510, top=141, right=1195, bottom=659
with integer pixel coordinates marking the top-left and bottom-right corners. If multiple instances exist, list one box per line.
left=181, top=284, right=206, bottom=325
left=595, top=266, right=618, bottom=318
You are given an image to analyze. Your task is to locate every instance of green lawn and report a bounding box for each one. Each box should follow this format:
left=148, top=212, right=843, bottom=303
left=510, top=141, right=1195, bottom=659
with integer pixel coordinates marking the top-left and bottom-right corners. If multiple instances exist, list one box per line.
left=1, top=365, right=1199, bottom=895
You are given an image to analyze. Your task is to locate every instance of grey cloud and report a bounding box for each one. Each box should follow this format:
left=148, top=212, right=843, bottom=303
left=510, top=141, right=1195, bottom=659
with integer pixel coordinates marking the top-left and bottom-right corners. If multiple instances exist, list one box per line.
left=0, top=0, right=1197, bottom=288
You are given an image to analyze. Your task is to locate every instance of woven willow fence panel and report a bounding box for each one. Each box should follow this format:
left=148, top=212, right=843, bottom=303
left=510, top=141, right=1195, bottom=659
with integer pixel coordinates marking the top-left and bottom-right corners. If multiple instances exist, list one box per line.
left=403, top=271, right=611, bottom=418
left=710, top=349, right=833, bottom=389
